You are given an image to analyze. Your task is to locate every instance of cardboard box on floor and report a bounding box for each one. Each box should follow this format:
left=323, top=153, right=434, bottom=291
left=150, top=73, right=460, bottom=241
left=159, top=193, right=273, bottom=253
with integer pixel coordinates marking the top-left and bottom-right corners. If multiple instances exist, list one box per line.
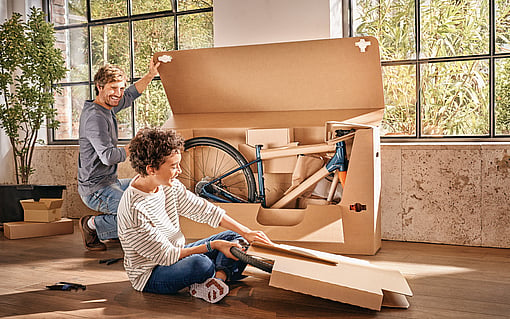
left=21, top=198, right=63, bottom=222
left=3, top=218, right=73, bottom=239
left=157, top=36, right=384, bottom=255
left=246, top=242, right=412, bottom=311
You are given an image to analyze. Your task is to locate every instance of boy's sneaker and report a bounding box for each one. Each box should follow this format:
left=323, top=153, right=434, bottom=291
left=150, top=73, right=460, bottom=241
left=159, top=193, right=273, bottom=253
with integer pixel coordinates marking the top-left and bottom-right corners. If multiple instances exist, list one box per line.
left=189, top=278, right=229, bottom=303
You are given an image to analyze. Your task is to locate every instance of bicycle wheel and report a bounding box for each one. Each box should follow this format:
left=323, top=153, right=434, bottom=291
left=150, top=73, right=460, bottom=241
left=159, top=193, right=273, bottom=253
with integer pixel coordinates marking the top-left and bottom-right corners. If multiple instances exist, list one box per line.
left=230, top=247, right=274, bottom=273
left=180, top=137, right=257, bottom=203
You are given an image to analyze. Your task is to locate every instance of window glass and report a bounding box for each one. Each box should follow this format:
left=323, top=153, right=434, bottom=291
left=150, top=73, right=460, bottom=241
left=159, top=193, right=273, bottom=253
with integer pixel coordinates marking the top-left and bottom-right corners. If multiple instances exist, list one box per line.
left=132, top=0, right=173, bottom=15
left=178, top=12, right=214, bottom=50
left=496, top=0, right=510, bottom=53
left=421, top=60, right=489, bottom=136
left=133, top=17, right=175, bottom=78
left=496, top=58, right=510, bottom=135
left=51, top=0, right=87, bottom=26
left=134, top=81, right=172, bottom=130
left=178, top=0, right=213, bottom=11
left=90, top=0, right=126, bottom=20
left=90, top=22, right=130, bottom=78
left=56, top=28, right=89, bottom=83
left=381, top=65, right=417, bottom=136
left=53, top=85, right=90, bottom=140
left=353, top=0, right=416, bottom=61
left=420, top=0, right=489, bottom=58
left=116, top=107, right=133, bottom=139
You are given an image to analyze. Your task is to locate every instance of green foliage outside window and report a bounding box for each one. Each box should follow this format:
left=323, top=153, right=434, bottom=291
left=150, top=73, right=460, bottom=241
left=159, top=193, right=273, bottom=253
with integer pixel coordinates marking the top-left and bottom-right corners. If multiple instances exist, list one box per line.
left=355, top=0, right=510, bottom=137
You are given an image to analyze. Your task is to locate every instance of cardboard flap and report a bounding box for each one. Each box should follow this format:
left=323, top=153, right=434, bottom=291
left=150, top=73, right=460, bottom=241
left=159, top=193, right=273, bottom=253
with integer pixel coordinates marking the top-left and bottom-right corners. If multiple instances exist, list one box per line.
left=248, top=243, right=413, bottom=299
left=156, top=37, right=384, bottom=129
left=20, top=198, right=63, bottom=210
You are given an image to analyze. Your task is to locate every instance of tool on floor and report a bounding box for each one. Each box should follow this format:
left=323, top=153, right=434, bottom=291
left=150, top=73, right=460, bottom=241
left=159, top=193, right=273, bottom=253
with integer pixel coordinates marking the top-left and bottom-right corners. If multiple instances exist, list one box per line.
left=46, top=282, right=86, bottom=291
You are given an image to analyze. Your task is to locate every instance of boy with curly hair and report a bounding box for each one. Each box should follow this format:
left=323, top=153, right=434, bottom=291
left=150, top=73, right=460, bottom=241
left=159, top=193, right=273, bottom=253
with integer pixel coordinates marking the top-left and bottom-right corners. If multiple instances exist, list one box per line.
left=117, top=128, right=273, bottom=303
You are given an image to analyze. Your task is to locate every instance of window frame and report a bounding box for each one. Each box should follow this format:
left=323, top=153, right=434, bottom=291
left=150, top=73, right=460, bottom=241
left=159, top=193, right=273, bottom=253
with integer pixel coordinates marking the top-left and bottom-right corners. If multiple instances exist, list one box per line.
left=46, top=0, right=510, bottom=144
left=45, top=0, right=213, bottom=145
left=349, top=0, right=510, bottom=142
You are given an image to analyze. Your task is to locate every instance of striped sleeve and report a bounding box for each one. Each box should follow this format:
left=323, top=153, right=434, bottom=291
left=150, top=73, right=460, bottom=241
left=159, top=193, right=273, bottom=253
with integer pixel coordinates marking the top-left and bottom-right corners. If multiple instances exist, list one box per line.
left=172, top=180, right=225, bottom=228
left=118, top=190, right=181, bottom=267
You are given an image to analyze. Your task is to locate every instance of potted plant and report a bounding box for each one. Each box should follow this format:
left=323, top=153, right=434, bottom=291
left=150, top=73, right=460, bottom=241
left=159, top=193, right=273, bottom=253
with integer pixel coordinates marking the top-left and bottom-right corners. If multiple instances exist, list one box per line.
left=0, top=7, right=67, bottom=223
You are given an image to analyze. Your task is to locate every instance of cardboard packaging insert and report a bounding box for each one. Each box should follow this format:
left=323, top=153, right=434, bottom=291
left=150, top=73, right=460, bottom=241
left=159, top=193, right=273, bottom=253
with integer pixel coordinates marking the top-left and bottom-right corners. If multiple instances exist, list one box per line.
left=156, top=36, right=384, bottom=255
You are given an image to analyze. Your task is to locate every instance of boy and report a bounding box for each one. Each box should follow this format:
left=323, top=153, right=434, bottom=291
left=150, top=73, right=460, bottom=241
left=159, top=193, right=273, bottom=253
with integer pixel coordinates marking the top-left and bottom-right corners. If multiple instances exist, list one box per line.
left=117, top=128, right=273, bottom=303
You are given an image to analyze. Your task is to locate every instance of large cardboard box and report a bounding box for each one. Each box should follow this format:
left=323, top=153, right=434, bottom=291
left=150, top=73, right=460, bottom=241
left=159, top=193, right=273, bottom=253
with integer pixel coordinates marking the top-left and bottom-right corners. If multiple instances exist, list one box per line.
left=3, top=218, right=73, bottom=239
left=21, top=198, right=63, bottom=222
left=246, top=243, right=412, bottom=311
left=157, top=36, right=384, bottom=255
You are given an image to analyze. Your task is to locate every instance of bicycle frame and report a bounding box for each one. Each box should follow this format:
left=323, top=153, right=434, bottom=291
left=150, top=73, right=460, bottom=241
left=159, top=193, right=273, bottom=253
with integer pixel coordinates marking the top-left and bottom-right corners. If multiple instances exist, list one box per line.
left=196, top=132, right=355, bottom=208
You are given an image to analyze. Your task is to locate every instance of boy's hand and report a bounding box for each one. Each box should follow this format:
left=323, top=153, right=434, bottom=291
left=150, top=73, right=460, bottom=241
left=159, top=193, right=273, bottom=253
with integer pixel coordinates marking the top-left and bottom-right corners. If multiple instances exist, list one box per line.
left=243, top=230, right=274, bottom=246
left=211, top=240, right=242, bottom=260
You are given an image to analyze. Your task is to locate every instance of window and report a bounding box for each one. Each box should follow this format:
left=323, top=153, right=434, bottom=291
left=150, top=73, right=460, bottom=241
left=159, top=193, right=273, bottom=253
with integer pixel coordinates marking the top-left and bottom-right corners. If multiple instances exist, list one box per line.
left=48, top=0, right=213, bottom=142
left=353, top=0, right=510, bottom=139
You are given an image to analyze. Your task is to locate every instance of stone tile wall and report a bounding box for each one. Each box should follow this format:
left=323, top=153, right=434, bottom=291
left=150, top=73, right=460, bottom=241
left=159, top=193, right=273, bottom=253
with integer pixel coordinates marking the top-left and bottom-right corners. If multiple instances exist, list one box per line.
left=381, top=143, right=510, bottom=248
left=29, top=144, right=510, bottom=248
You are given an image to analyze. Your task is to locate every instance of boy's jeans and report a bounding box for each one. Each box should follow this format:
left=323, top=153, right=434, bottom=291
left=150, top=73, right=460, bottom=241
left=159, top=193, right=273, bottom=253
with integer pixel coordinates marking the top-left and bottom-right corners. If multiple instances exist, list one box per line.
left=81, top=178, right=131, bottom=240
left=143, top=231, right=248, bottom=294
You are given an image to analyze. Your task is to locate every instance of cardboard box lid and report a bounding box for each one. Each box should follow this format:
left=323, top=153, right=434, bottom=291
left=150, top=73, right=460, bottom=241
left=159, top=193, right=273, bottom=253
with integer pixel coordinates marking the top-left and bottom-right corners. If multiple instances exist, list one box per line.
left=156, top=37, right=384, bottom=129
left=20, top=198, right=63, bottom=210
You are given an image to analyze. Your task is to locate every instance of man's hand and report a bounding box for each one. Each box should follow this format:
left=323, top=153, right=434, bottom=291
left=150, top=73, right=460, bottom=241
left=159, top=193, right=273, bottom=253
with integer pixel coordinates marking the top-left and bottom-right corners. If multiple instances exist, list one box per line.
left=134, top=57, right=161, bottom=94
left=148, top=57, right=160, bottom=78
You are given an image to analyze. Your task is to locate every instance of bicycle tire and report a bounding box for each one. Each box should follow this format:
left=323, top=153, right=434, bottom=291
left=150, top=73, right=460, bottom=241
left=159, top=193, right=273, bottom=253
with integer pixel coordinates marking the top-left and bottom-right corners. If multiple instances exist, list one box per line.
left=230, top=246, right=273, bottom=273
left=180, top=137, right=257, bottom=203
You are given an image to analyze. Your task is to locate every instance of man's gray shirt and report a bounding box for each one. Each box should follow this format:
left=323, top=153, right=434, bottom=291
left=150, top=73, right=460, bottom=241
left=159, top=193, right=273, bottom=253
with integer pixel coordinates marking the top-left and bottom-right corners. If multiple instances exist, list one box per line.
left=78, top=85, right=141, bottom=196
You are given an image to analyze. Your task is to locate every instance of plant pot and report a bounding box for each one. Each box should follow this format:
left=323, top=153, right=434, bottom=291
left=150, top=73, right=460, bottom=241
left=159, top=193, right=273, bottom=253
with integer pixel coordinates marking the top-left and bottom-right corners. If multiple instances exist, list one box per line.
left=0, top=184, right=66, bottom=223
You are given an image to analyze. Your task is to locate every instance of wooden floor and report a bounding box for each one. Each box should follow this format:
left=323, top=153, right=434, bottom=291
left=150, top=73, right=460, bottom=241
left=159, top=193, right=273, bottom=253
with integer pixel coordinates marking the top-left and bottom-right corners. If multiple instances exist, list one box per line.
left=1, top=221, right=509, bottom=319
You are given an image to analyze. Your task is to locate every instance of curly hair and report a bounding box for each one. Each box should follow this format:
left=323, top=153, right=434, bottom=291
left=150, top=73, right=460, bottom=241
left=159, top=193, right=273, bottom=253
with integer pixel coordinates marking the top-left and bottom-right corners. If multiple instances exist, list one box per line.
left=129, top=128, right=185, bottom=176
left=93, top=64, right=128, bottom=96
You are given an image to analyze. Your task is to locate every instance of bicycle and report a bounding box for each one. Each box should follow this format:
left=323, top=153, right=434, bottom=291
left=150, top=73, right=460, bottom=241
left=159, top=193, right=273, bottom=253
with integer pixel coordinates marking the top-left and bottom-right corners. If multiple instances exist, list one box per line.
left=178, top=127, right=355, bottom=209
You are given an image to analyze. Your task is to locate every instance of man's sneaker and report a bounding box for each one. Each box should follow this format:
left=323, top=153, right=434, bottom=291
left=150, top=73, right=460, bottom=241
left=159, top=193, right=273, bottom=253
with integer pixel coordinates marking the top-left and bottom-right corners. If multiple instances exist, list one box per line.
left=79, top=215, right=106, bottom=251
left=189, top=278, right=229, bottom=303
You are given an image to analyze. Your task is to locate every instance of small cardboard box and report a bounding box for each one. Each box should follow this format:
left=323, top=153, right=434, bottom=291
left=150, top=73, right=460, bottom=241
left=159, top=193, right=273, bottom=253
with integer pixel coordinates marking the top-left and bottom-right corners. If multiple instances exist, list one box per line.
left=21, top=198, right=63, bottom=222
left=3, top=218, right=73, bottom=239
left=247, top=242, right=412, bottom=311
left=157, top=36, right=384, bottom=255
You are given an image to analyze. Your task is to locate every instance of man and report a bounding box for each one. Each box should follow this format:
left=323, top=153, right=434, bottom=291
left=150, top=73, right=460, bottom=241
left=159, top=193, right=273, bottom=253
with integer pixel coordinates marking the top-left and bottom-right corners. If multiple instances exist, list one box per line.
left=78, top=58, right=160, bottom=250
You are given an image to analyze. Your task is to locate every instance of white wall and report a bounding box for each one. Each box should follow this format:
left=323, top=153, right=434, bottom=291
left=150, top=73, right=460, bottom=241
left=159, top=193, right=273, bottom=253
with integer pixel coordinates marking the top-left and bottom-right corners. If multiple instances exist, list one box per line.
left=214, top=0, right=342, bottom=47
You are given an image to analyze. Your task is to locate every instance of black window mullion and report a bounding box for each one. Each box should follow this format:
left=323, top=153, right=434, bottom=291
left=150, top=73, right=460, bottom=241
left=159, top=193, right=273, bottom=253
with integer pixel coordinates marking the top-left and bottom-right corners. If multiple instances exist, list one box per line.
left=415, top=0, right=421, bottom=139
left=173, top=0, right=179, bottom=50
left=489, top=0, right=495, bottom=138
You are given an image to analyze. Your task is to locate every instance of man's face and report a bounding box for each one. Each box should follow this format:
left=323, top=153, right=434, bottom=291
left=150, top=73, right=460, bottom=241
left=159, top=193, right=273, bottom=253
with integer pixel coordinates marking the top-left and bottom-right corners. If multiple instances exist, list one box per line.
left=96, top=80, right=126, bottom=109
left=152, top=152, right=182, bottom=187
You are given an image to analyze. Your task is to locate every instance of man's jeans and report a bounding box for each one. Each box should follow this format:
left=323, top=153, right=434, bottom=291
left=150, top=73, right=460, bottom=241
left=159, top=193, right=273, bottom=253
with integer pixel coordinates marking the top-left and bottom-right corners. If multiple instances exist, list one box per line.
left=81, top=178, right=131, bottom=240
left=143, top=231, right=248, bottom=294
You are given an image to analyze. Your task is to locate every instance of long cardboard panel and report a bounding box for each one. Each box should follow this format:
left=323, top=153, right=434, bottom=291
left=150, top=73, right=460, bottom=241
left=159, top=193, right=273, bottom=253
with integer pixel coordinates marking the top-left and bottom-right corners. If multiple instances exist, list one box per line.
left=156, top=37, right=384, bottom=125
left=162, top=109, right=385, bottom=130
